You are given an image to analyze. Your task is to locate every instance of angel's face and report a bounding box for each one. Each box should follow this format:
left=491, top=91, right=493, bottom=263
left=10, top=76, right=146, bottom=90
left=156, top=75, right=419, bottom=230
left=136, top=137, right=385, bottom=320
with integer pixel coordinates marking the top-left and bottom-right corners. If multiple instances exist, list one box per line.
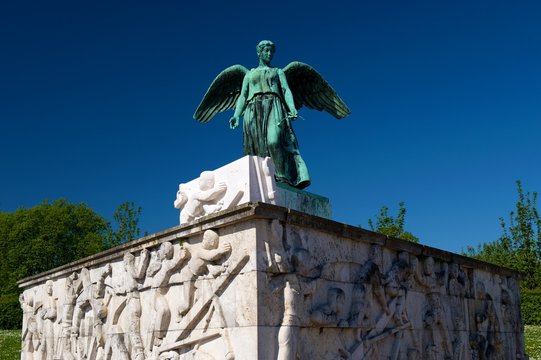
left=258, top=46, right=274, bottom=64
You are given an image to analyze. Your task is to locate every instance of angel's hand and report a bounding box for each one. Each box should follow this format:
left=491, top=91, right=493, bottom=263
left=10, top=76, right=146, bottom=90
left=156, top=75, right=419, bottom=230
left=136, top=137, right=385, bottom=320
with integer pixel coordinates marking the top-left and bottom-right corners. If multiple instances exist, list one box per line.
left=229, top=116, right=239, bottom=129
left=287, top=111, right=298, bottom=120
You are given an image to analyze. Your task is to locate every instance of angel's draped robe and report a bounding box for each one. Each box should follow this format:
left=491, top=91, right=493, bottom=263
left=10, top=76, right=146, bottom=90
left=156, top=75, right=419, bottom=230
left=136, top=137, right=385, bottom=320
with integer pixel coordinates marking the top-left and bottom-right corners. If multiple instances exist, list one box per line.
left=242, top=91, right=310, bottom=190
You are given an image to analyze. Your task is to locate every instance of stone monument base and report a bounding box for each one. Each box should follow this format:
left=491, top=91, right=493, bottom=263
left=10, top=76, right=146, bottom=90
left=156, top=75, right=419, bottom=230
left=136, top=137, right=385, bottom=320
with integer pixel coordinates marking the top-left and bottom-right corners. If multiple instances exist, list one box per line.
left=173, top=155, right=331, bottom=224
left=18, top=202, right=526, bottom=360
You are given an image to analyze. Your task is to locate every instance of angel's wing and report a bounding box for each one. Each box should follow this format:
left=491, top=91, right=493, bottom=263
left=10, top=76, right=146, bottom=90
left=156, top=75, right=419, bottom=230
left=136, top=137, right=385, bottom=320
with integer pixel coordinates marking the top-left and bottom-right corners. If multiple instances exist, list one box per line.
left=284, top=61, right=350, bottom=119
left=193, top=65, right=248, bottom=123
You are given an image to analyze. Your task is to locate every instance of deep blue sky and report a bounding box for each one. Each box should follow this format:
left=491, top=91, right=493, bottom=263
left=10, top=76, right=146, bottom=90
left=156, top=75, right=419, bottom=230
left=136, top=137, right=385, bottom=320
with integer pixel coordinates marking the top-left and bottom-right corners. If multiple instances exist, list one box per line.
left=1, top=1, right=540, bottom=254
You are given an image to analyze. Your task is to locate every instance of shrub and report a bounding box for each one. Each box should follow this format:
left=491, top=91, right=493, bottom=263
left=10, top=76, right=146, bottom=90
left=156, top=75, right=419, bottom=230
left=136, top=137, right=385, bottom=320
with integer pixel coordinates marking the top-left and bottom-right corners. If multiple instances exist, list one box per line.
left=521, top=288, right=541, bottom=325
left=0, top=295, right=22, bottom=330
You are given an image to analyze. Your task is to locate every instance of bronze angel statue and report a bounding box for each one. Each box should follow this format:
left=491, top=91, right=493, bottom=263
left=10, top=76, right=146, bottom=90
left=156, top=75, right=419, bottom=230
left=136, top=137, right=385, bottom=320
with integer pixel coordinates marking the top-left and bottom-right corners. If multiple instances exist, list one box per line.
left=194, top=40, right=350, bottom=190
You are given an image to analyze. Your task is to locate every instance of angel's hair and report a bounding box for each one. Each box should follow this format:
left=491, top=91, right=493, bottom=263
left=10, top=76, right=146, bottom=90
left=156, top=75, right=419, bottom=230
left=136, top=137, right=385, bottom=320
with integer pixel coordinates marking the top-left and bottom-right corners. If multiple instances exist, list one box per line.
left=257, top=40, right=275, bottom=54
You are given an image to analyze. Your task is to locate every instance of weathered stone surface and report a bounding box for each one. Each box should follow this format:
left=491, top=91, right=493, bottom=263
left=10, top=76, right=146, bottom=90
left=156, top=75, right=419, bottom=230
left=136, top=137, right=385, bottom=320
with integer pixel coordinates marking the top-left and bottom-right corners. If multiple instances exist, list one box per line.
left=19, top=203, right=526, bottom=359
left=173, top=156, right=331, bottom=224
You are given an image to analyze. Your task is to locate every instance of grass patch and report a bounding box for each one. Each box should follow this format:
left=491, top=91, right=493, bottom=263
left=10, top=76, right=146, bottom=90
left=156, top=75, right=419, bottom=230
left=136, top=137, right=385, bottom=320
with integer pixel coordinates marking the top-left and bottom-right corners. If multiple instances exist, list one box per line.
left=526, top=325, right=541, bottom=360
left=0, top=326, right=538, bottom=358
left=0, top=329, right=20, bottom=360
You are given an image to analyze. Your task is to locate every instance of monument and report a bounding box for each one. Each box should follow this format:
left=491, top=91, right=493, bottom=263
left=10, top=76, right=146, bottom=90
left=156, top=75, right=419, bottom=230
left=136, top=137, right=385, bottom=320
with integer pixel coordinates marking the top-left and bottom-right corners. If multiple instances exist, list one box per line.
left=18, top=41, right=526, bottom=359
left=193, top=40, right=350, bottom=190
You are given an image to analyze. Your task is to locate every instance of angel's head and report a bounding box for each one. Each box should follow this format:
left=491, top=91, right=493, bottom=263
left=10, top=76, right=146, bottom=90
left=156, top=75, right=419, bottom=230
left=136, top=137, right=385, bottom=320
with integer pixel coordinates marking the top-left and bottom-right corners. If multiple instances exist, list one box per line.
left=257, top=40, right=275, bottom=64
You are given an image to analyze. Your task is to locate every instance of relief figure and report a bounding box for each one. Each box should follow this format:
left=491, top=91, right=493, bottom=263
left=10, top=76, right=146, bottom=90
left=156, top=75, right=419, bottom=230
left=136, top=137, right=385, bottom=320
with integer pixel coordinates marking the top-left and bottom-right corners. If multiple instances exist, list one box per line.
left=20, top=292, right=40, bottom=360
left=379, top=252, right=419, bottom=360
left=310, top=287, right=347, bottom=327
left=349, top=244, right=391, bottom=332
left=39, top=280, right=57, bottom=360
left=71, top=265, right=112, bottom=359
left=177, top=230, right=231, bottom=318
left=147, top=241, right=188, bottom=351
left=415, top=257, right=452, bottom=360
left=275, top=247, right=320, bottom=360
left=117, top=249, right=150, bottom=360
left=472, top=281, right=504, bottom=360
left=447, top=263, right=470, bottom=360
left=174, top=172, right=227, bottom=224
left=58, top=272, right=80, bottom=360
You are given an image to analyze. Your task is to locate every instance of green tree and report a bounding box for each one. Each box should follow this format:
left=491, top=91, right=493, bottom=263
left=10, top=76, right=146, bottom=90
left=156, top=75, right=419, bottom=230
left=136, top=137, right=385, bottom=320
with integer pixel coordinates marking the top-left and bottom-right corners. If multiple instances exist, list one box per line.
left=465, top=180, right=541, bottom=289
left=0, top=199, right=109, bottom=328
left=0, top=199, right=109, bottom=293
left=0, top=199, right=146, bottom=329
left=367, top=201, right=419, bottom=243
left=106, top=201, right=144, bottom=248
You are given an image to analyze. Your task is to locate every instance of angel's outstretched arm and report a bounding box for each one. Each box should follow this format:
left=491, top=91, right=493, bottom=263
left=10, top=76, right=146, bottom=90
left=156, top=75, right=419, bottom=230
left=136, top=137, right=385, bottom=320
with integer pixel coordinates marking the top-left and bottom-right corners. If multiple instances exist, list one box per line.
left=278, top=69, right=297, bottom=118
left=230, top=74, right=250, bottom=129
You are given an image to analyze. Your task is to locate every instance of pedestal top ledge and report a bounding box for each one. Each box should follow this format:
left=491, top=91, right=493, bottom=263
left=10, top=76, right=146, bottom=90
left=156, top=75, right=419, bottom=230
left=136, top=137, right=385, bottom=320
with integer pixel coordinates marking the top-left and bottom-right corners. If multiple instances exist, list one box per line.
left=18, top=201, right=519, bottom=289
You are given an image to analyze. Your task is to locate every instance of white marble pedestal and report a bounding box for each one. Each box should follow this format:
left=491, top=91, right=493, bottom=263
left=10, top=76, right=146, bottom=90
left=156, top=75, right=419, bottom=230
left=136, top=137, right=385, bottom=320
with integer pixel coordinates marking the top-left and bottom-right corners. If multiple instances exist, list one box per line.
left=18, top=202, right=526, bottom=360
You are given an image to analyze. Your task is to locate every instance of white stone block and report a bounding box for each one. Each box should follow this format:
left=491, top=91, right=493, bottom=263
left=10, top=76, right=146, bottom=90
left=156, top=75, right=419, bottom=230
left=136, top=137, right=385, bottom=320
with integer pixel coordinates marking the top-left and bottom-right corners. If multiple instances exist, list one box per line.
left=18, top=203, right=526, bottom=360
left=174, top=156, right=331, bottom=225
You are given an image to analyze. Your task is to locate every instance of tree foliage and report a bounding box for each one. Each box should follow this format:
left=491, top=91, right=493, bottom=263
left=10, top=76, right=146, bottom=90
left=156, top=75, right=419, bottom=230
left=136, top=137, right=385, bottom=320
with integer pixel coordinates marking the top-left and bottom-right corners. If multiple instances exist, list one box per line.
left=0, top=200, right=108, bottom=328
left=0, top=199, right=108, bottom=294
left=368, top=201, right=419, bottom=243
left=465, top=181, right=541, bottom=290
left=0, top=294, right=24, bottom=330
left=106, top=201, right=144, bottom=248
left=0, top=199, right=144, bottom=329
left=521, top=288, right=541, bottom=325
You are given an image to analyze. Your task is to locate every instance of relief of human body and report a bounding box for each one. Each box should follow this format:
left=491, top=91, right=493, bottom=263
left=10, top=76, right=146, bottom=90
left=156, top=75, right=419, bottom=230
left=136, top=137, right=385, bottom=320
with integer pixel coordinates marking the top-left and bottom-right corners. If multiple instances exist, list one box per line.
left=117, top=249, right=150, bottom=360
left=20, top=292, right=40, bottom=360
left=174, top=171, right=227, bottom=224
left=71, top=265, right=112, bottom=359
left=349, top=244, right=391, bottom=332
left=39, top=280, right=57, bottom=360
left=381, top=252, right=420, bottom=359
left=310, top=287, right=347, bottom=327
left=500, top=287, right=526, bottom=360
left=176, top=230, right=231, bottom=318
left=472, top=281, right=504, bottom=360
left=146, top=241, right=188, bottom=351
left=274, top=246, right=321, bottom=360
left=277, top=276, right=302, bottom=360
left=194, top=40, right=350, bottom=190
left=447, top=263, right=470, bottom=360
left=59, top=272, right=80, bottom=360
left=413, top=257, right=452, bottom=360
left=336, top=251, right=423, bottom=359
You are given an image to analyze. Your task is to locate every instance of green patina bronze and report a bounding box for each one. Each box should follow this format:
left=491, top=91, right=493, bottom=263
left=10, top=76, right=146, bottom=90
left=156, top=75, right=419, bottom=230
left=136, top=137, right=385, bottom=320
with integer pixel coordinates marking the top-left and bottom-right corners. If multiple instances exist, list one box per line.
left=194, top=40, right=350, bottom=190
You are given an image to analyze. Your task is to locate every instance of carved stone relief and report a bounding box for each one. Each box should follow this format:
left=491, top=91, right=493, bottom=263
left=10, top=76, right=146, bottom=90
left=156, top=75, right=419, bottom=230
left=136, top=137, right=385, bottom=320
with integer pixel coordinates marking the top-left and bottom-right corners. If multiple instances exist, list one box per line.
left=173, top=157, right=282, bottom=226
left=263, top=225, right=526, bottom=360
left=19, top=215, right=526, bottom=360
left=146, top=242, right=188, bottom=352
left=19, top=227, right=249, bottom=360
left=174, top=171, right=227, bottom=225
left=447, top=262, right=470, bottom=360
left=20, top=292, right=39, bottom=360
left=157, top=230, right=244, bottom=360
left=40, top=280, right=57, bottom=360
